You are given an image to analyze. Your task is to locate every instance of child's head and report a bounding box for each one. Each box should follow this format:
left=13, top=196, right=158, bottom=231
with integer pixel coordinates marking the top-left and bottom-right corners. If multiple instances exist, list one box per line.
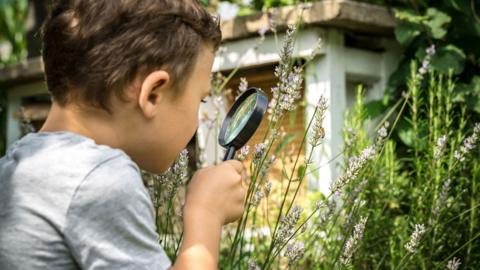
left=41, top=0, right=221, bottom=173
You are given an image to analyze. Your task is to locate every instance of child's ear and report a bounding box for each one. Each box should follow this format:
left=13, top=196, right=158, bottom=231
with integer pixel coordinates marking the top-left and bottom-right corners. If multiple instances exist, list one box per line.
left=138, top=70, right=170, bottom=119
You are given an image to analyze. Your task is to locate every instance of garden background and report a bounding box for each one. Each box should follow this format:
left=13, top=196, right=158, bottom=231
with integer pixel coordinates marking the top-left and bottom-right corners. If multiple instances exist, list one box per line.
left=1, top=0, right=479, bottom=269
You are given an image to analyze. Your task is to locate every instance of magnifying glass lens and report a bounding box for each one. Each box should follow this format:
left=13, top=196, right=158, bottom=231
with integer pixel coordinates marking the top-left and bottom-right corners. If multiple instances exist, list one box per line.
left=225, top=93, right=257, bottom=144
left=219, top=88, right=268, bottom=161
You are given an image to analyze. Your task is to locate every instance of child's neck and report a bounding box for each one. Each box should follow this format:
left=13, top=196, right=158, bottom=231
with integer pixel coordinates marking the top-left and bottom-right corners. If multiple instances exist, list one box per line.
left=40, top=102, right=123, bottom=149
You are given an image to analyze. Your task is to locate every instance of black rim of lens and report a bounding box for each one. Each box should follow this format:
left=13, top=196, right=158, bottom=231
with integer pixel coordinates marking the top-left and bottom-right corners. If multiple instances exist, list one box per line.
left=218, top=87, right=268, bottom=149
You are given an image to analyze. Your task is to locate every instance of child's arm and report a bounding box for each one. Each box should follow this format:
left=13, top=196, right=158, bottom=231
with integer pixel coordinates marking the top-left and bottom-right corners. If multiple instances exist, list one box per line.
left=172, top=207, right=222, bottom=269
left=171, top=160, right=246, bottom=270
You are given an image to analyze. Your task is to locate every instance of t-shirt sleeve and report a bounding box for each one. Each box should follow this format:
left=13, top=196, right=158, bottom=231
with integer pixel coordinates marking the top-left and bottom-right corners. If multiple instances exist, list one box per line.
left=64, top=155, right=171, bottom=270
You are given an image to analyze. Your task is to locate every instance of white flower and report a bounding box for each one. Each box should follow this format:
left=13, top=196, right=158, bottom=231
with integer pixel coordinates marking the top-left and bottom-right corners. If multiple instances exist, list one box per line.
left=418, top=44, right=436, bottom=76
left=330, top=146, right=376, bottom=194
left=238, top=77, right=248, bottom=94
left=429, top=178, right=451, bottom=225
left=405, top=224, right=426, bottom=253
left=454, top=123, right=480, bottom=162
left=277, top=205, right=303, bottom=245
left=475, top=122, right=480, bottom=133
left=446, top=257, right=461, bottom=270
left=251, top=190, right=265, bottom=207
left=434, top=135, right=448, bottom=158
left=378, top=121, right=389, bottom=138
left=237, top=145, right=250, bottom=161
left=341, top=216, right=368, bottom=266
left=248, top=261, right=261, bottom=270
left=285, top=241, right=305, bottom=267
left=253, top=143, right=267, bottom=160
left=454, top=150, right=464, bottom=162
left=426, top=44, right=436, bottom=55
left=251, top=180, right=273, bottom=207
left=268, top=25, right=304, bottom=123
left=264, top=181, right=273, bottom=197
left=169, top=149, right=189, bottom=189
left=144, top=149, right=190, bottom=207
left=309, top=95, right=328, bottom=146
left=375, top=121, right=390, bottom=149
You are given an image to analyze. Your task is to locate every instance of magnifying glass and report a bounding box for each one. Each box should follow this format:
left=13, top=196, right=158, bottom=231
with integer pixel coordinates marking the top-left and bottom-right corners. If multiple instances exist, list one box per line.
left=219, top=87, right=269, bottom=161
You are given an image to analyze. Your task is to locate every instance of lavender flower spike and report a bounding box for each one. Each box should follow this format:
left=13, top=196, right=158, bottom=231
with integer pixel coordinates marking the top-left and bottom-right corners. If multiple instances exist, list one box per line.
left=405, top=224, right=426, bottom=253
left=454, top=122, right=480, bottom=162
left=330, top=146, right=376, bottom=194
left=237, top=145, right=250, bottom=161
left=341, top=216, right=368, bottom=266
left=277, top=205, right=303, bottom=245
left=309, top=95, right=328, bottom=147
left=285, top=241, right=305, bottom=267
left=434, top=135, right=447, bottom=159
left=446, top=257, right=461, bottom=270
left=268, top=24, right=304, bottom=123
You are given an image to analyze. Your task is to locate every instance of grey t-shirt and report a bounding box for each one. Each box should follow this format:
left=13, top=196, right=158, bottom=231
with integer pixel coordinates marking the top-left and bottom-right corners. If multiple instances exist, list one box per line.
left=0, top=131, right=171, bottom=270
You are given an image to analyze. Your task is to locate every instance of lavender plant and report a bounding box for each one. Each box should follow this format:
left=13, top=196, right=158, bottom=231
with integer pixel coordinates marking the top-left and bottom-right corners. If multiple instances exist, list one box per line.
left=328, top=61, right=480, bottom=269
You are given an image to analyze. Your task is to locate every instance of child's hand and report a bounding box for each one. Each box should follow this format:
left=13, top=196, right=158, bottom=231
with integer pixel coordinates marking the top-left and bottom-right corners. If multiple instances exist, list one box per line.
left=184, top=160, right=247, bottom=226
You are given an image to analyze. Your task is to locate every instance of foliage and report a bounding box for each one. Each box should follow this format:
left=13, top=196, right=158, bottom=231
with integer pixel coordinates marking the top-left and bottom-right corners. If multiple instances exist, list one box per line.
left=0, top=0, right=28, bottom=155
left=325, top=69, right=480, bottom=269
left=387, top=0, right=480, bottom=123
left=0, top=0, right=28, bottom=65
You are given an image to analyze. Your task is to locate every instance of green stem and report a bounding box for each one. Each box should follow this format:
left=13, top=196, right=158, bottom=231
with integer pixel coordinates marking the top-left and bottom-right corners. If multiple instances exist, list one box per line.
left=261, top=99, right=320, bottom=268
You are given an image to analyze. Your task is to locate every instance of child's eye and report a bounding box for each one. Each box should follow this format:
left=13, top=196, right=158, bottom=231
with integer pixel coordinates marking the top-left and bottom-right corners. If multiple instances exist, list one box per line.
left=201, top=98, right=207, bottom=103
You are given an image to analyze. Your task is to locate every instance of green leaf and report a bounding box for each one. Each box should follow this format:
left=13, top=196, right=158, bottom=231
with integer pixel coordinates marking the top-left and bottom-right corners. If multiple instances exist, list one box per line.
left=415, top=44, right=428, bottom=60
left=297, top=165, right=306, bottom=179
left=394, top=9, right=424, bottom=24
left=364, top=100, right=387, bottom=119
left=397, top=118, right=428, bottom=150
left=469, top=76, right=480, bottom=96
left=396, top=118, right=416, bottom=148
left=424, top=8, right=451, bottom=39
left=453, top=83, right=470, bottom=103
left=395, top=22, right=422, bottom=45
left=467, top=97, right=480, bottom=113
left=430, top=45, right=466, bottom=75
left=454, top=76, right=480, bottom=113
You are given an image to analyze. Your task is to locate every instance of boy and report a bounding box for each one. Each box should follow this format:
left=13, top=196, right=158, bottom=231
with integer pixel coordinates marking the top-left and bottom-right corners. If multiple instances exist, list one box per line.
left=0, top=0, right=246, bottom=269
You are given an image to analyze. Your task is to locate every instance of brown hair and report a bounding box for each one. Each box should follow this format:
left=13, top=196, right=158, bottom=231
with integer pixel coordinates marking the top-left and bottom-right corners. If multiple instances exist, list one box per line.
left=41, top=0, right=221, bottom=113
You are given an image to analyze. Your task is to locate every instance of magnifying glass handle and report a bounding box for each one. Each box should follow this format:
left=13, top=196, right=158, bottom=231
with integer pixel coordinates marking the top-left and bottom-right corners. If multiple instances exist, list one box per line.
left=223, top=146, right=236, bottom=161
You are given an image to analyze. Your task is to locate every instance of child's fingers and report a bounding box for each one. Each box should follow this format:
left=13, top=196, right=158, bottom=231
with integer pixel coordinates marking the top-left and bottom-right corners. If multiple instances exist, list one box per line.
left=223, top=160, right=245, bottom=174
